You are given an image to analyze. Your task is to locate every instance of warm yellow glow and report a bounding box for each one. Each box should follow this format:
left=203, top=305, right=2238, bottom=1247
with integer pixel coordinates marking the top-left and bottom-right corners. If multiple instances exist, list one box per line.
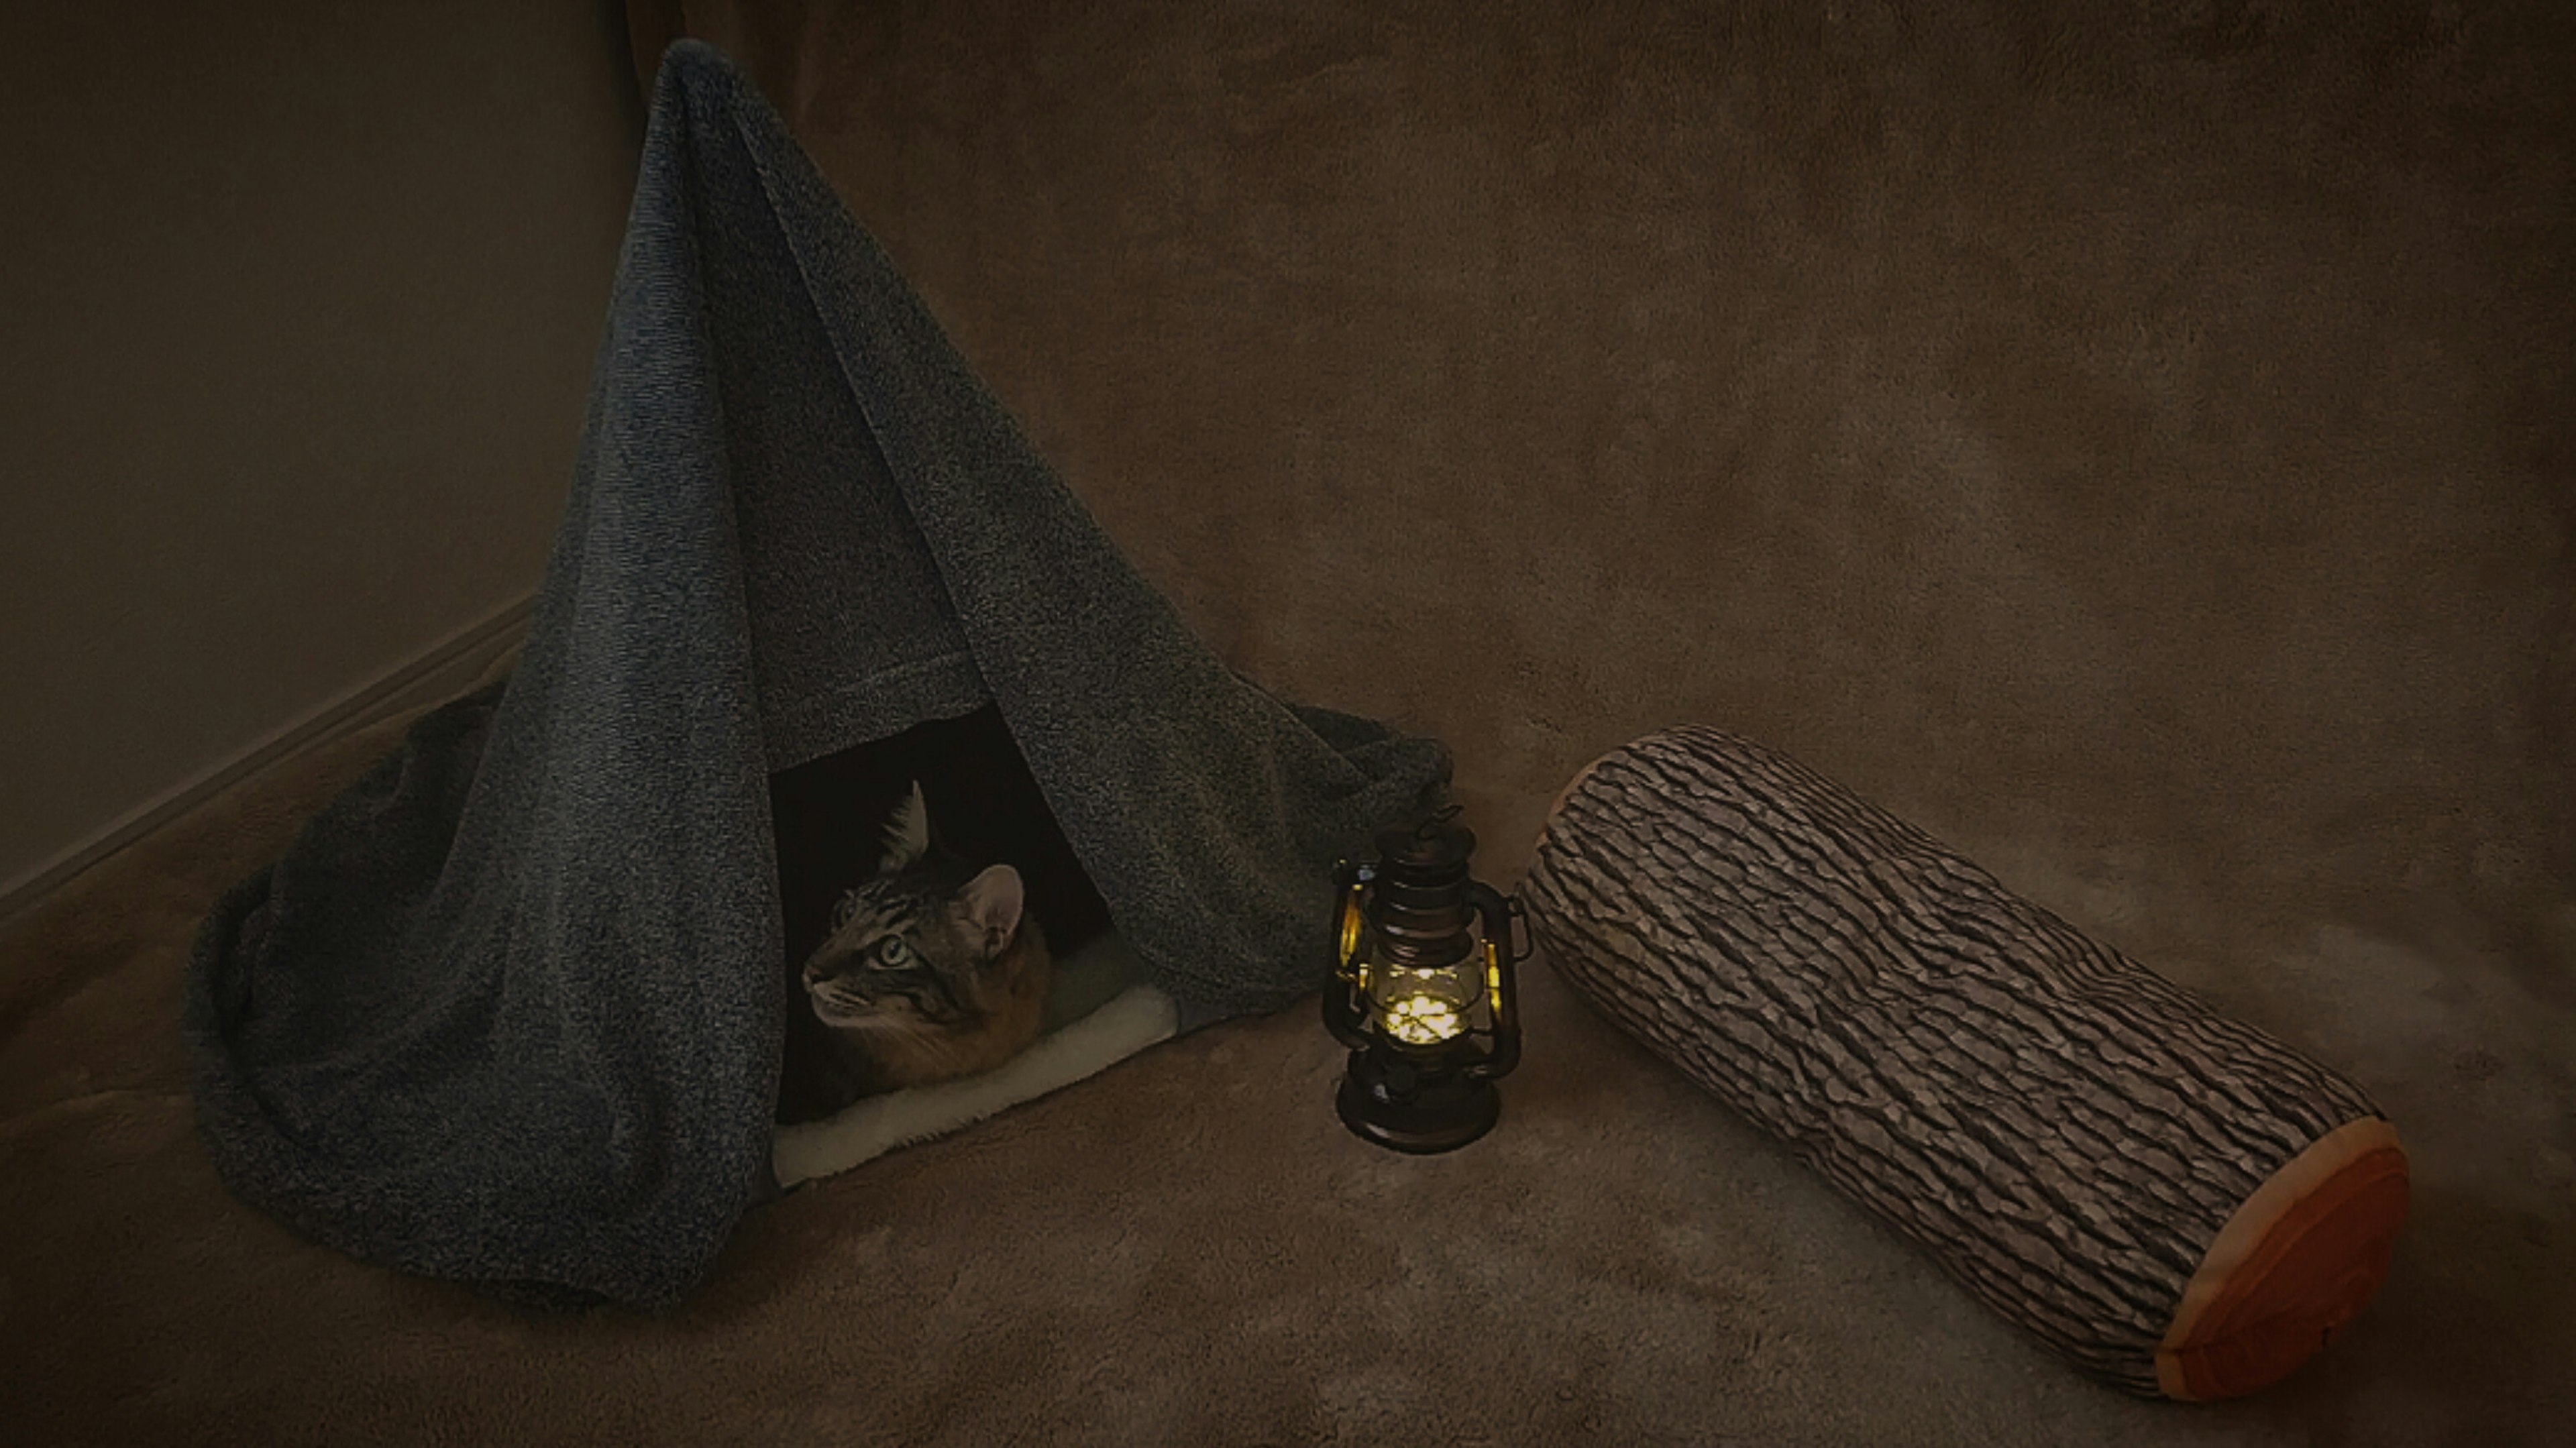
left=1336, top=887, right=1366, bottom=982
left=1382, top=993, right=1464, bottom=1045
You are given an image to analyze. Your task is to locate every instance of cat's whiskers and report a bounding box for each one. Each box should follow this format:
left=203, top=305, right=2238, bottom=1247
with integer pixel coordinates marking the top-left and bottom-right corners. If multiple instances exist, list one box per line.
left=794, top=781, right=1054, bottom=1094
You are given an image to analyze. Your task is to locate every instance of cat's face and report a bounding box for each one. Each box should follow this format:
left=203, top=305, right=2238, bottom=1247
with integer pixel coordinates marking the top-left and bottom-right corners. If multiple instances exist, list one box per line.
left=802, top=863, right=1028, bottom=1030
left=800, top=781, right=1029, bottom=1034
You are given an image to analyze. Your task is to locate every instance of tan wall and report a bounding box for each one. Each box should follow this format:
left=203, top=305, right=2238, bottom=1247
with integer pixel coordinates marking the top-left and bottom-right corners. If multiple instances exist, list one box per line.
left=696, top=0, right=2575, bottom=1009
left=0, top=1, right=639, bottom=895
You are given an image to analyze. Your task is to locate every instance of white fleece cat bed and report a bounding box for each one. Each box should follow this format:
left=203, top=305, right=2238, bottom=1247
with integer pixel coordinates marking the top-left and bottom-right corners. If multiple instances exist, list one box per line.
left=771, top=932, right=1179, bottom=1188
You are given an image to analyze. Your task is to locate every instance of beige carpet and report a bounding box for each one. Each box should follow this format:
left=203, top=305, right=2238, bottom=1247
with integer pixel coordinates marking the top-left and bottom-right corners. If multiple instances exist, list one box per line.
left=5, top=1, right=2571, bottom=1443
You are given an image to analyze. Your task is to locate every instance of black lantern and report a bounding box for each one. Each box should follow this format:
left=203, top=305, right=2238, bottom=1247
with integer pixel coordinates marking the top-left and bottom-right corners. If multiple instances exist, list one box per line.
left=1322, top=809, right=1527, bottom=1153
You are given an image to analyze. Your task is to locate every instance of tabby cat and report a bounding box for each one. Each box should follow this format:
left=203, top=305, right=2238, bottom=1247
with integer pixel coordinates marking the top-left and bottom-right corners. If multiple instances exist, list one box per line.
left=769, top=706, right=1112, bottom=1124
left=798, top=781, right=1053, bottom=1093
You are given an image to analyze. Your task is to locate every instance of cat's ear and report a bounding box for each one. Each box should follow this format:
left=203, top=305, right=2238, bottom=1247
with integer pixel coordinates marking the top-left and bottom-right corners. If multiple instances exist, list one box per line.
left=959, top=864, right=1025, bottom=951
left=879, top=779, right=930, bottom=872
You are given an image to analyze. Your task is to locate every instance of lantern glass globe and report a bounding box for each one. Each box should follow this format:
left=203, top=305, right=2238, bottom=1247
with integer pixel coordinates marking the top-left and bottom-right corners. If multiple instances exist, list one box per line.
left=1372, top=961, right=1477, bottom=1046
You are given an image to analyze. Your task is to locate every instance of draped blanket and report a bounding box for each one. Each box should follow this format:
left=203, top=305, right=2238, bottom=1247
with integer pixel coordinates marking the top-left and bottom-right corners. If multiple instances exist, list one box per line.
left=181, top=41, right=1450, bottom=1308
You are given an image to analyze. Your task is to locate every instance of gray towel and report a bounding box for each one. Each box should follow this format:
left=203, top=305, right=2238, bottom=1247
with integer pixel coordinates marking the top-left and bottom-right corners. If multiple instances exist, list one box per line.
left=181, top=40, right=1450, bottom=1310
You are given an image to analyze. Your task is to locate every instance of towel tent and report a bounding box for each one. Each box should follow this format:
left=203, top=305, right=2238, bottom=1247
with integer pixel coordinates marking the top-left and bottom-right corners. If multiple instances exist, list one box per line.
left=182, top=41, right=1450, bottom=1310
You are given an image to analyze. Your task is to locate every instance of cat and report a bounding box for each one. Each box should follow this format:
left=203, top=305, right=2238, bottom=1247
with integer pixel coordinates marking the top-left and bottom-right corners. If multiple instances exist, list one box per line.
left=797, top=781, right=1054, bottom=1094
left=769, top=706, right=1112, bottom=1124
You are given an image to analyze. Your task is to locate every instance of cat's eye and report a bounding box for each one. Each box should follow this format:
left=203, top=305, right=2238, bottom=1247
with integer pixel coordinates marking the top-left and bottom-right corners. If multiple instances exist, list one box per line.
left=872, top=937, right=913, bottom=968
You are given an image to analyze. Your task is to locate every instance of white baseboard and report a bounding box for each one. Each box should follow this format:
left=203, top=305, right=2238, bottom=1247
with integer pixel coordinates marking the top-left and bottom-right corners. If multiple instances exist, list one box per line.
left=0, top=593, right=537, bottom=927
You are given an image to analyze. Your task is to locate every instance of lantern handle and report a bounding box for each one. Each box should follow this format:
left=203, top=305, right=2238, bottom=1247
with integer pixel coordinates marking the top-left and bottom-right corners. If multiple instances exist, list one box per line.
left=1505, top=893, right=1534, bottom=964
left=1465, top=880, right=1523, bottom=1081
left=1321, top=858, right=1376, bottom=1051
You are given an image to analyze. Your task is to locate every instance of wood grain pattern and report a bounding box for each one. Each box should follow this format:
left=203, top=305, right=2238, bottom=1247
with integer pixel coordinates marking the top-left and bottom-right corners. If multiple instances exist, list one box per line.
left=1521, top=726, right=2407, bottom=1398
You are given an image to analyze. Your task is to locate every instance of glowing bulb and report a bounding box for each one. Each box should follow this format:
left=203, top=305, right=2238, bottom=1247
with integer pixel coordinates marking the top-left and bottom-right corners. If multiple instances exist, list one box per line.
left=1382, top=993, right=1464, bottom=1045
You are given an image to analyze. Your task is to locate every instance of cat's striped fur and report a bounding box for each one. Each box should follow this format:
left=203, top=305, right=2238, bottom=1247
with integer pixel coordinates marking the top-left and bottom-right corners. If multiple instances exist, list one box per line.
left=798, top=782, right=1055, bottom=1093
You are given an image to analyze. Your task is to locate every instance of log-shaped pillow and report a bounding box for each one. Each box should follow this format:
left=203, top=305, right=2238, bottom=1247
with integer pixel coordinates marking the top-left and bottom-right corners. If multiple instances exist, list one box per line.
left=1521, top=726, right=2408, bottom=1400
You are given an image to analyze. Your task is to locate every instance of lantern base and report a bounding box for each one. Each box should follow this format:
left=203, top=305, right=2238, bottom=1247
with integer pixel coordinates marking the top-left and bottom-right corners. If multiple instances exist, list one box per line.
left=1335, top=1051, right=1501, bottom=1154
